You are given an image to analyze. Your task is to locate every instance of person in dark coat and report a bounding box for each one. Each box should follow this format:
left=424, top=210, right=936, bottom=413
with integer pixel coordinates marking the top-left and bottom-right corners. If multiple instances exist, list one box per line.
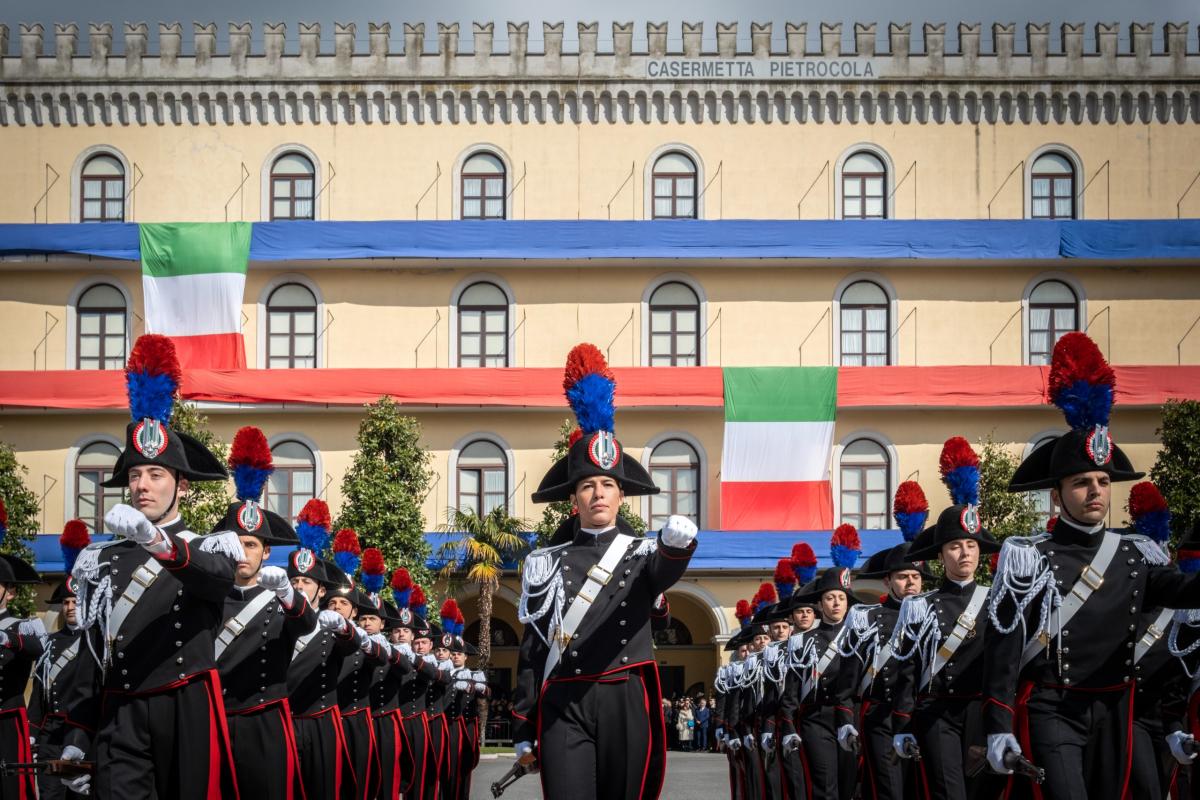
left=511, top=344, right=697, bottom=800
left=0, top=527, right=46, bottom=800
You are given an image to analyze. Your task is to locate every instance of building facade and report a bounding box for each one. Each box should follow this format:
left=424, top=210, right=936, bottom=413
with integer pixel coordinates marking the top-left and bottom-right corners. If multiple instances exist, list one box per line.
left=3, top=18, right=1200, bottom=698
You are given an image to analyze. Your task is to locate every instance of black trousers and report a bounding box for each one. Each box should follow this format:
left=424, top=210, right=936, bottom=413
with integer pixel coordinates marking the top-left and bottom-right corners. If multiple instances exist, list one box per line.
left=739, top=728, right=765, bottom=800
left=373, top=710, right=409, bottom=800
left=226, top=700, right=305, bottom=800
left=1023, top=685, right=1131, bottom=800
left=295, top=707, right=349, bottom=800
left=439, top=716, right=464, bottom=800
left=911, top=697, right=1006, bottom=800
left=341, top=708, right=377, bottom=800
left=861, top=701, right=920, bottom=800
left=538, top=672, right=656, bottom=800
left=94, top=673, right=238, bottom=800
left=423, top=714, right=447, bottom=800
left=798, top=706, right=857, bottom=800
left=32, top=716, right=85, bottom=800
left=780, top=741, right=808, bottom=800
left=399, top=713, right=433, bottom=799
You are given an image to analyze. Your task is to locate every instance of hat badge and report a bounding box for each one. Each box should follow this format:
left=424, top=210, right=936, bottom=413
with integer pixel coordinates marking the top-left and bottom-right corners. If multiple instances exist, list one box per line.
left=442, top=633, right=453, bottom=647
left=66, top=576, right=79, bottom=594
left=1086, top=425, right=1113, bottom=467
left=237, top=500, right=264, bottom=532
left=132, top=418, right=168, bottom=459
left=959, top=505, right=981, bottom=535
left=588, top=431, right=621, bottom=470
left=294, top=548, right=316, bottom=574
left=838, top=568, right=851, bottom=590
left=400, top=608, right=413, bottom=624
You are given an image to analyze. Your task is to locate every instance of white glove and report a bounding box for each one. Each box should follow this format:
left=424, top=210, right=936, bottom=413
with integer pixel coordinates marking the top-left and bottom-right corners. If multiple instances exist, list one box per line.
left=394, top=641, right=414, bottom=660
left=0, top=631, right=8, bottom=648
left=369, top=633, right=389, bottom=652
left=715, top=727, right=725, bottom=743
left=318, top=610, right=347, bottom=634
left=728, top=737, right=741, bottom=751
left=743, top=734, right=756, bottom=750
left=514, top=741, right=533, bottom=759
left=782, top=733, right=801, bottom=752
left=105, top=503, right=159, bottom=545
left=987, top=733, right=1022, bottom=774
left=258, top=566, right=295, bottom=606
left=660, top=515, right=699, bottom=549
left=760, top=732, right=774, bottom=750
left=1168, top=731, right=1197, bottom=765
left=455, top=677, right=470, bottom=691
left=353, top=625, right=372, bottom=650
left=893, top=733, right=918, bottom=759
left=60, top=745, right=90, bottom=794
left=837, top=724, right=859, bottom=752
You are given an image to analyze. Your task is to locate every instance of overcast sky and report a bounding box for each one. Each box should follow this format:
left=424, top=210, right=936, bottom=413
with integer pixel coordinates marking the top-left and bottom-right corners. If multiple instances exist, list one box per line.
left=2, top=0, right=1194, bottom=54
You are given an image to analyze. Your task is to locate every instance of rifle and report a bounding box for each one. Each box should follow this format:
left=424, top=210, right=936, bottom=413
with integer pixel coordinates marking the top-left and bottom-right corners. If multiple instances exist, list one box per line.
left=0, top=759, right=95, bottom=778
left=888, top=739, right=921, bottom=764
left=965, top=745, right=1045, bottom=784
left=490, top=759, right=535, bottom=798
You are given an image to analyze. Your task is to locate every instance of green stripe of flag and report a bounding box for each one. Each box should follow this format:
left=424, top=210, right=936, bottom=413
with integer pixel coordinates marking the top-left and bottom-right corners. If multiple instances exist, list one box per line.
left=140, top=222, right=252, bottom=278
left=723, top=367, right=838, bottom=422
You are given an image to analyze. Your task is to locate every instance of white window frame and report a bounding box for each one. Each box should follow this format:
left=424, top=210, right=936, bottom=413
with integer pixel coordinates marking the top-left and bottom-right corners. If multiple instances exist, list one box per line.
left=1020, top=272, right=1087, bottom=365
left=70, top=145, right=133, bottom=223
left=261, top=143, right=322, bottom=222
left=638, top=430, right=709, bottom=529
left=449, top=273, right=517, bottom=368
left=832, top=272, right=899, bottom=367
left=266, top=432, right=325, bottom=511
left=66, top=276, right=135, bottom=370
left=1024, top=144, right=1085, bottom=220
left=447, top=432, right=516, bottom=516
left=641, top=273, right=708, bottom=367
left=643, top=143, right=706, bottom=220
left=451, top=144, right=515, bottom=221
left=832, top=431, right=899, bottom=529
left=63, top=433, right=125, bottom=526
left=257, top=273, right=326, bottom=369
left=834, top=143, right=895, bottom=221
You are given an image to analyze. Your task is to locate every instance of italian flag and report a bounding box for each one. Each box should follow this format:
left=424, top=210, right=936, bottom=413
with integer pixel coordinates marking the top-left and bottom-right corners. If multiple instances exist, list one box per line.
left=139, top=223, right=251, bottom=369
left=720, top=367, right=837, bottom=530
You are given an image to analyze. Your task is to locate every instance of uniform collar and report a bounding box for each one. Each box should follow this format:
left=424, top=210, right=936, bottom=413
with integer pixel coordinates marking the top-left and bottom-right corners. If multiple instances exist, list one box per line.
left=574, top=524, right=621, bottom=547
left=883, top=595, right=903, bottom=610
left=938, top=578, right=975, bottom=596
left=1052, top=513, right=1106, bottom=544
left=160, top=516, right=187, bottom=535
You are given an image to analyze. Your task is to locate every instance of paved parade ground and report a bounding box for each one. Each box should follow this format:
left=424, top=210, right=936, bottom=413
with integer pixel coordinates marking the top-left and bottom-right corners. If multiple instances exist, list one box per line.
left=470, top=751, right=727, bottom=799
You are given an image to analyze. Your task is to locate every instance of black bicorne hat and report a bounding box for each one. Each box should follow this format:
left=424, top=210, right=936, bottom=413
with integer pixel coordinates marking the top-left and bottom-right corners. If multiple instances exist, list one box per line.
left=287, top=549, right=339, bottom=587
left=1009, top=333, right=1144, bottom=492
left=750, top=602, right=791, bottom=625
left=723, top=626, right=756, bottom=651
left=393, top=604, right=426, bottom=632
left=102, top=335, right=227, bottom=487
left=855, top=542, right=937, bottom=580
left=792, top=567, right=865, bottom=607
left=532, top=344, right=659, bottom=504
left=49, top=576, right=80, bottom=604
left=213, top=503, right=298, bottom=545
left=907, top=505, right=1002, bottom=561
left=0, top=553, right=41, bottom=586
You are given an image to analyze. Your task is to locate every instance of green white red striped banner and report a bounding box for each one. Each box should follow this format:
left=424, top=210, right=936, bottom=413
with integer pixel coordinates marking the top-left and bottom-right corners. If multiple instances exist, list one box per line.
left=720, top=367, right=837, bottom=530
left=139, top=223, right=251, bottom=369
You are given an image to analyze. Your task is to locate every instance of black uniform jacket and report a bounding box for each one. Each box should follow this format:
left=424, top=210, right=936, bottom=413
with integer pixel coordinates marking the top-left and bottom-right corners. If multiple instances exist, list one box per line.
left=217, top=584, right=317, bottom=712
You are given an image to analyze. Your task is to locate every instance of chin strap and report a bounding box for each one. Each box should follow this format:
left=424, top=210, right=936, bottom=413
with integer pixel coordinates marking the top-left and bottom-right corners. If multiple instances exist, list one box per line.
left=147, top=473, right=182, bottom=526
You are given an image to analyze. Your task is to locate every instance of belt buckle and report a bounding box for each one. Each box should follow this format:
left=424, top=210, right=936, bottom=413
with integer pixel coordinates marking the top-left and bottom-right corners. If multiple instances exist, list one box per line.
left=227, top=617, right=246, bottom=636
left=586, top=564, right=613, bottom=586
left=1147, top=624, right=1163, bottom=640
left=131, top=565, right=157, bottom=589
left=956, top=612, right=976, bottom=631
left=1079, top=564, right=1104, bottom=592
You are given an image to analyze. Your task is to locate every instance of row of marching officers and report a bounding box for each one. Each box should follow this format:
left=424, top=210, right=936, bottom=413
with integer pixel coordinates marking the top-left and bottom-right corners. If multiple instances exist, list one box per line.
left=0, top=334, right=491, bottom=800
left=713, top=333, right=1200, bottom=800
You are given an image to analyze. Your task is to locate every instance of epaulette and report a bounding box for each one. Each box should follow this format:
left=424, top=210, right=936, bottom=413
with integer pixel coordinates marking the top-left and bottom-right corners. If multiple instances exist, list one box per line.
left=1120, top=532, right=1171, bottom=566
left=890, top=593, right=941, bottom=663
left=522, top=543, right=569, bottom=589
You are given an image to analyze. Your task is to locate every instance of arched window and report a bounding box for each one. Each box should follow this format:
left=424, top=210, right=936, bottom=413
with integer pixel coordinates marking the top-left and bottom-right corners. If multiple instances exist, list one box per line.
left=1027, top=436, right=1058, bottom=528
left=464, top=617, right=520, bottom=647
left=456, top=440, right=508, bottom=515
left=270, top=153, right=316, bottom=220
left=75, top=441, right=123, bottom=533
left=80, top=154, right=126, bottom=223
left=841, top=152, right=886, bottom=219
left=653, top=617, right=694, bottom=647
left=652, top=152, right=698, bottom=219
left=461, top=153, right=506, bottom=220
left=648, top=282, right=700, bottom=366
left=265, top=440, right=316, bottom=520
left=648, top=439, right=700, bottom=529
left=1030, top=153, right=1076, bottom=220
left=76, top=284, right=128, bottom=370
left=266, top=283, right=318, bottom=368
left=1028, top=280, right=1079, bottom=365
left=840, top=439, right=890, bottom=529
left=457, top=282, right=508, bottom=367
left=839, top=281, right=889, bottom=366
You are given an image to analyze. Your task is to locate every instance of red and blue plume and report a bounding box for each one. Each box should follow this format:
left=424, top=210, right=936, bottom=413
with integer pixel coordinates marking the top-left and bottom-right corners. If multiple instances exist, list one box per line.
left=390, top=568, right=413, bottom=608
left=411, top=585, right=428, bottom=620
left=229, top=426, right=273, bottom=502
left=893, top=481, right=929, bottom=542
left=939, top=437, right=980, bottom=507
left=790, top=542, right=818, bottom=584
left=332, top=529, right=362, bottom=576
left=455, top=609, right=465, bottom=636
left=125, top=334, right=181, bottom=424
left=0, top=498, right=7, bottom=537
left=440, top=599, right=462, bottom=635
left=1127, top=482, right=1171, bottom=545
left=563, top=343, right=616, bottom=435
left=1046, top=515, right=1059, bottom=532
left=361, top=548, right=386, bottom=594
left=774, top=559, right=796, bottom=600
left=735, top=599, right=753, bottom=628
left=830, top=524, right=861, bottom=569
left=60, top=519, right=90, bottom=576
left=296, top=499, right=332, bottom=555
left=1048, top=332, right=1115, bottom=432
left=754, top=582, right=777, bottom=613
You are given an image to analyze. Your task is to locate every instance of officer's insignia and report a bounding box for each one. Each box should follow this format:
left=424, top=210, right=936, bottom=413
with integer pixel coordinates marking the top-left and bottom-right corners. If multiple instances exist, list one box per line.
left=1086, top=425, right=1113, bottom=466
left=960, top=505, right=981, bottom=535
left=132, top=418, right=168, bottom=458
left=442, top=633, right=453, bottom=648
left=588, top=431, right=621, bottom=470
left=66, top=576, right=78, bottom=594
left=399, top=608, right=413, bottom=625
left=294, top=548, right=316, bottom=574
left=368, top=593, right=382, bottom=609
left=839, top=569, right=851, bottom=590
left=237, top=500, right=264, bottom=532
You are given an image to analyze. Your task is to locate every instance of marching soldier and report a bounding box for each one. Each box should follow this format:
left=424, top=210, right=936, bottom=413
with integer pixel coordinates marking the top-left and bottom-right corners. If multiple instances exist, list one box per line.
left=714, top=629, right=750, bottom=800
left=984, top=333, right=1200, bottom=799
left=369, top=571, right=424, bottom=800
left=29, top=522, right=89, bottom=800
left=62, top=335, right=243, bottom=798
left=512, top=344, right=698, bottom=800
left=448, top=632, right=488, bottom=800
left=214, top=427, right=317, bottom=800
left=0, top=511, right=46, bottom=800
left=411, top=617, right=453, bottom=800
left=887, top=452, right=1003, bottom=800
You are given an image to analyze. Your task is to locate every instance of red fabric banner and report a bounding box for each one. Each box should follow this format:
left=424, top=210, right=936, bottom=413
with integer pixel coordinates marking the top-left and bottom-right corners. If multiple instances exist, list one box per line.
left=721, top=481, right=834, bottom=530
left=169, top=333, right=247, bottom=371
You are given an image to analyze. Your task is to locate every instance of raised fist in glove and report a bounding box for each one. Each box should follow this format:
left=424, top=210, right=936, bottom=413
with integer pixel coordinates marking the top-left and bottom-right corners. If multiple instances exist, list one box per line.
left=837, top=724, right=859, bottom=752
left=59, top=745, right=90, bottom=794
left=761, top=732, right=774, bottom=750
left=1168, top=731, right=1197, bottom=765
left=660, top=515, right=699, bottom=549
left=352, top=625, right=372, bottom=650
left=782, top=733, right=801, bottom=752
left=105, top=503, right=160, bottom=546
left=986, top=733, right=1022, bottom=774
left=892, top=733, right=918, bottom=759
left=318, top=609, right=348, bottom=634
left=454, top=671, right=470, bottom=692
left=743, top=734, right=756, bottom=750
left=394, top=641, right=414, bottom=660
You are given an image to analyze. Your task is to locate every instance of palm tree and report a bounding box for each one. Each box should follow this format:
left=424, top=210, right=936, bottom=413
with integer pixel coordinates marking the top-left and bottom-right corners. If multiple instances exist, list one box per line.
left=437, top=505, right=529, bottom=735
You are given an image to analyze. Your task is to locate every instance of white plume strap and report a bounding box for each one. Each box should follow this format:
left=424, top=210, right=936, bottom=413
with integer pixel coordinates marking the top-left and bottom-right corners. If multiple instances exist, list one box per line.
left=987, top=536, right=1059, bottom=653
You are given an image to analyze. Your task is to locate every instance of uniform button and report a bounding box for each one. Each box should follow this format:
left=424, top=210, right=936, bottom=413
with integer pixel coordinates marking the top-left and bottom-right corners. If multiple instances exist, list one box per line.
left=1123, top=676, right=1130, bottom=682
left=620, top=601, right=627, bottom=607
left=619, top=620, right=626, bottom=626
left=117, top=634, right=124, bottom=641
left=121, top=669, right=128, bottom=675
left=572, top=633, right=579, bottom=640
left=179, top=673, right=185, bottom=679
left=620, top=639, right=627, bottom=645
left=173, top=605, right=180, bottom=611
left=624, top=569, right=631, bottom=576
left=1125, top=659, right=1132, bottom=666
left=622, top=657, right=629, bottom=663
left=1061, top=647, right=1070, bottom=654
left=175, top=641, right=182, bottom=647
left=1121, top=546, right=1129, bottom=552
left=112, top=569, right=120, bottom=577
left=124, top=683, right=131, bottom=689
left=571, top=651, right=578, bottom=657
left=566, top=581, right=573, bottom=586
left=1062, top=630, right=1069, bottom=637
left=176, top=657, right=184, bottom=664
left=575, top=669, right=582, bottom=675
left=262, top=632, right=269, bottom=637
left=117, top=652, right=125, bottom=659
left=175, top=623, right=182, bottom=629
left=618, top=580, right=626, bottom=588
left=113, top=555, right=120, bottom=561
left=1131, top=571, right=1139, bottom=578
left=1127, top=558, right=1135, bottom=565
left=1129, top=625, right=1136, bottom=631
